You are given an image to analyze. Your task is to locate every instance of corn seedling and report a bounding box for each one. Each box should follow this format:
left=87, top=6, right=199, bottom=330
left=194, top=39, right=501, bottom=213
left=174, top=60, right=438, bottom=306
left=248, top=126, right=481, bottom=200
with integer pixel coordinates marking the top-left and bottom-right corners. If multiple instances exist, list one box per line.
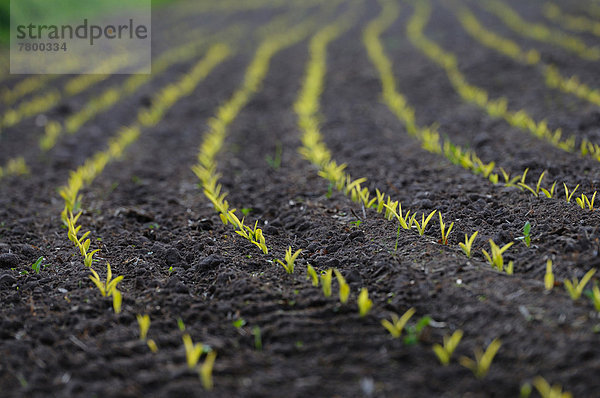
left=357, top=288, right=373, bottom=317
left=432, top=330, right=463, bottom=366
left=459, top=231, right=478, bottom=258
left=482, top=240, right=513, bottom=272
left=228, top=212, right=269, bottom=254
left=413, top=210, right=437, bottom=236
left=590, top=284, right=600, bottom=311
left=137, top=314, right=151, bottom=341
left=31, top=256, right=45, bottom=274
left=545, top=259, right=555, bottom=291
left=506, top=261, right=514, bottom=275
left=563, top=183, right=579, bottom=203
left=253, top=326, right=262, bottom=350
left=89, top=262, right=123, bottom=314
left=532, top=376, right=573, bottom=398
left=183, top=333, right=203, bottom=369
left=575, top=191, right=596, bottom=210
left=564, top=268, right=596, bottom=300
left=147, top=339, right=158, bottom=353
left=459, top=338, right=502, bottom=379
left=306, top=264, right=319, bottom=287
left=381, top=307, right=415, bottom=338
left=321, top=269, right=333, bottom=297
left=334, top=269, right=350, bottom=304
left=516, top=221, right=531, bottom=247
left=199, top=350, right=217, bottom=390
left=404, top=316, right=431, bottom=346
left=276, top=247, right=302, bottom=274
left=438, top=212, right=454, bottom=245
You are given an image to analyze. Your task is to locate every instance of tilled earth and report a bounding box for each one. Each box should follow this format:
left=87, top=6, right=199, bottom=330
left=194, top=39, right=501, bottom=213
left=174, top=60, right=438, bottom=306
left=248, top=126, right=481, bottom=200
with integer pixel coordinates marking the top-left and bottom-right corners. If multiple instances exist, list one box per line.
left=1, top=0, right=600, bottom=397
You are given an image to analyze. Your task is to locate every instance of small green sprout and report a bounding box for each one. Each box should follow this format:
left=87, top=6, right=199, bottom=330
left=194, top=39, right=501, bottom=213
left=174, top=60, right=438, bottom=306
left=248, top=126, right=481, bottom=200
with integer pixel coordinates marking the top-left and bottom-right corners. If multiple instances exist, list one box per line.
left=459, top=338, right=502, bottom=379
left=506, top=261, right=514, bottom=275
left=199, top=350, right=217, bottom=390
left=349, top=219, right=362, bottom=228
left=306, top=265, right=319, bottom=287
left=147, top=339, right=158, bottom=353
left=545, top=259, right=554, bottom=291
left=241, top=208, right=252, bottom=216
left=516, top=221, right=531, bottom=247
left=183, top=333, right=203, bottom=369
left=564, top=268, right=596, bottom=300
left=357, top=288, right=373, bottom=317
left=168, top=266, right=174, bottom=274
left=381, top=307, right=415, bottom=338
left=575, top=191, right=596, bottom=210
left=321, top=269, right=333, bottom=297
left=253, top=326, right=262, bottom=351
left=590, top=284, right=600, bottom=311
left=438, top=212, right=454, bottom=245
left=383, top=201, right=411, bottom=229
left=412, top=210, right=437, bottom=236
left=136, top=314, right=151, bottom=341
left=404, top=316, right=431, bottom=346
left=500, top=167, right=520, bottom=187
left=433, top=330, right=464, bottom=366
left=540, top=181, right=557, bottom=199
left=334, top=269, right=350, bottom=304
left=520, top=382, right=532, bottom=398
left=459, top=231, right=478, bottom=258
left=232, top=318, right=246, bottom=329
left=532, top=376, right=573, bottom=398
left=177, top=317, right=186, bottom=331
left=31, top=256, right=45, bottom=274
left=276, top=247, right=301, bottom=274
left=563, top=183, right=579, bottom=203
left=89, top=262, right=123, bottom=314
left=265, top=141, right=282, bottom=170
left=517, top=170, right=547, bottom=197
left=482, top=240, right=513, bottom=272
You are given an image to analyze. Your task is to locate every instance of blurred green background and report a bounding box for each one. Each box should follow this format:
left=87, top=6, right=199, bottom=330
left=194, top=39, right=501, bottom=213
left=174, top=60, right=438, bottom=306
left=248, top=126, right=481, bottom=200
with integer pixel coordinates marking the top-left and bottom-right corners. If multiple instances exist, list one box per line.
left=1, top=0, right=178, bottom=45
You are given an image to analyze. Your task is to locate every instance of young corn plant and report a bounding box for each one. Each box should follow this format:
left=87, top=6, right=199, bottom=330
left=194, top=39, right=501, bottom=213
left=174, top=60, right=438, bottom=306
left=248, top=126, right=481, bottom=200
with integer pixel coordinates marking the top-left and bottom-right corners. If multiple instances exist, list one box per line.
left=438, top=212, right=454, bottom=245
left=381, top=308, right=415, bottom=338
left=516, top=221, right=531, bottom=247
left=545, top=259, right=555, bottom=291
left=227, top=211, right=269, bottom=254
left=321, top=269, right=333, bottom=297
left=412, top=210, right=437, bottom=236
left=276, top=247, right=302, bottom=274
left=306, top=264, right=319, bottom=287
left=334, top=269, right=350, bottom=304
left=564, top=268, right=596, bottom=300
left=517, top=170, right=544, bottom=197
left=459, top=231, right=478, bottom=258
left=66, top=211, right=100, bottom=268
left=137, top=314, right=151, bottom=341
left=183, top=334, right=203, bottom=369
left=482, top=240, right=514, bottom=272
left=563, top=183, right=579, bottom=203
left=459, top=338, right=502, bottom=379
left=575, top=191, right=596, bottom=210
left=532, top=376, right=573, bottom=398
left=199, top=350, right=217, bottom=390
left=433, top=330, right=464, bottom=366
left=590, top=284, right=600, bottom=311
left=89, top=262, right=123, bottom=314
left=357, top=288, right=373, bottom=317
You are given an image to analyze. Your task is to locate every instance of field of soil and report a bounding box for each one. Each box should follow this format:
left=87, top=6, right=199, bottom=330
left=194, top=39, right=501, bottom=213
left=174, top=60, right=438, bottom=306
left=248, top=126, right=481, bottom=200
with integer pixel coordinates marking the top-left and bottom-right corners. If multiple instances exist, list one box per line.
left=1, top=0, right=600, bottom=396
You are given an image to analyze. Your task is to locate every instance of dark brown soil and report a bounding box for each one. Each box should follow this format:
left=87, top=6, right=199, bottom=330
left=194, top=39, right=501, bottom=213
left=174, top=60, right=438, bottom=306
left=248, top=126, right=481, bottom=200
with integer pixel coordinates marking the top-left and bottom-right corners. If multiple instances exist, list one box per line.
left=1, top=0, right=600, bottom=397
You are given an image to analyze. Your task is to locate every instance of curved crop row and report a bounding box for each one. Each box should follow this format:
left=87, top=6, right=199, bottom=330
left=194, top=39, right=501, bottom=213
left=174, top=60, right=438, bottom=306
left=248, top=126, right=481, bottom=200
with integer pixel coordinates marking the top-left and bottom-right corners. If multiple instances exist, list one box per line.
left=477, top=0, right=600, bottom=61
left=542, top=2, right=600, bottom=37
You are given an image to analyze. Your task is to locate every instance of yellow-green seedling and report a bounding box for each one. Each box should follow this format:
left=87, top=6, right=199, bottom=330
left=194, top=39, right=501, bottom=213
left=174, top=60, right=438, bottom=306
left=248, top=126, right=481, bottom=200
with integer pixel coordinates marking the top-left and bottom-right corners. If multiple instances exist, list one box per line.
left=321, top=269, right=333, bottom=297
left=540, top=180, right=557, bottom=199
left=482, top=240, right=514, bottom=272
left=137, top=314, right=151, bottom=341
left=532, top=376, right=573, bottom=398
left=564, top=268, right=596, bottom=300
left=404, top=316, right=431, bottom=346
left=506, top=261, right=514, bottom=275
left=381, top=307, right=415, bottom=338
left=334, top=269, right=350, bottom=304
left=183, top=333, right=203, bottom=369
left=438, top=212, right=454, bottom=245
left=89, top=262, right=123, bottom=313
left=227, top=211, right=269, bottom=254
left=500, top=167, right=521, bottom=187
left=306, top=264, right=319, bottom=287
left=383, top=201, right=412, bottom=230
left=413, top=210, right=437, bottom=236
left=563, top=183, right=579, bottom=203
left=517, top=169, right=541, bottom=197
left=516, top=221, right=531, bottom=247
left=357, top=288, right=373, bottom=317
left=199, top=350, right=217, bottom=390
left=147, top=339, right=158, bottom=353
left=276, top=247, right=302, bottom=274
left=575, top=191, right=596, bottom=210
left=545, top=259, right=555, bottom=291
left=459, top=231, right=478, bottom=258
left=590, top=284, right=600, bottom=311
left=31, top=256, right=45, bottom=274
left=177, top=317, right=186, bottom=331
left=459, top=338, right=502, bottom=379
left=433, top=330, right=464, bottom=366
left=65, top=211, right=100, bottom=268
left=374, top=189, right=386, bottom=213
